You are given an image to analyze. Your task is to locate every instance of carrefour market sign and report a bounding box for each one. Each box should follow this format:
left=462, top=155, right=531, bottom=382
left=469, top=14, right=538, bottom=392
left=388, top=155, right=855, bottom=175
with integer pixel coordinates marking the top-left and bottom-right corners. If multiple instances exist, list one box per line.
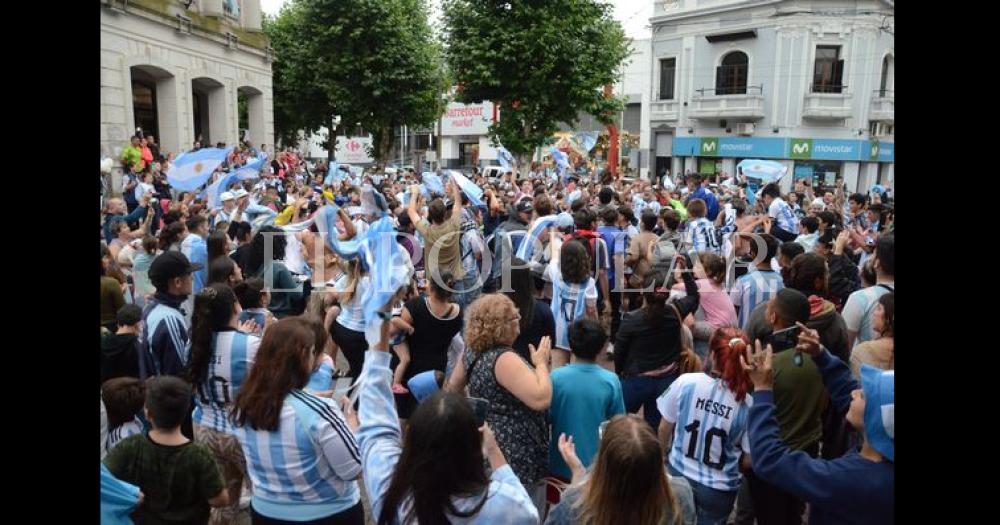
left=440, top=102, right=495, bottom=136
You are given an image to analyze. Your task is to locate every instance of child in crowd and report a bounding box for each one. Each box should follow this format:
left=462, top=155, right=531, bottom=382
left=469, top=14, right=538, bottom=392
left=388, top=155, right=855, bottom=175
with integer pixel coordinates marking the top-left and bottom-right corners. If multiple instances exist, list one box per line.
left=101, top=377, right=146, bottom=452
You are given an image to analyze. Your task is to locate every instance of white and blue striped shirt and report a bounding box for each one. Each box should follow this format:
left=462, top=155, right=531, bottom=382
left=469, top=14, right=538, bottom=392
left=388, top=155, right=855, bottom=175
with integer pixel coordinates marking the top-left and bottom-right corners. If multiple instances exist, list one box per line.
left=356, top=351, right=539, bottom=524
left=768, top=197, right=799, bottom=234
left=335, top=275, right=371, bottom=333
left=106, top=416, right=144, bottom=452
left=730, top=269, right=785, bottom=330
left=545, top=264, right=598, bottom=350
left=685, top=217, right=722, bottom=255
left=657, top=373, right=752, bottom=492
left=234, top=390, right=362, bottom=521
left=192, top=330, right=262, bottom=434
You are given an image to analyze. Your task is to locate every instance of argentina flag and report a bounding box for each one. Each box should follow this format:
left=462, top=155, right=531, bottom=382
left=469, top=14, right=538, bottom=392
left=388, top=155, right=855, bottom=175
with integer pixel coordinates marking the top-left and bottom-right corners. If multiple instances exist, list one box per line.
left=206, top=172, right=241, bottom=209
left=574, top=132, right=599, bottom=153
left=496, top=146, right=515, bottom=171
left=166, top=147, right=232, bottom=191
left=447, top=170, right=485, bottom=207
left=421, top=172, right=445, bottom=196
left=515, top=215, right=560, bottom=261
left=233, top=154, right=268, bottom=180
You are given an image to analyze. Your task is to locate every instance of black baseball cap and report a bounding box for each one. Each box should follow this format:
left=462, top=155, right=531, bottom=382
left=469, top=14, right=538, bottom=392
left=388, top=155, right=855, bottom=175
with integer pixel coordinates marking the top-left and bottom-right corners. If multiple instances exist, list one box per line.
left=516, top=198, right=534, bottom=214
left=148, top=251, right=203, bottom=288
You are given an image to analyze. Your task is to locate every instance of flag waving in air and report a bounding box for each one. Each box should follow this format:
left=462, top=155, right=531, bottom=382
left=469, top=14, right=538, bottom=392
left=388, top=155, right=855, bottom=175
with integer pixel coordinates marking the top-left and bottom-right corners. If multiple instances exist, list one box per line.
left=166, top=147, right=232, bottom=191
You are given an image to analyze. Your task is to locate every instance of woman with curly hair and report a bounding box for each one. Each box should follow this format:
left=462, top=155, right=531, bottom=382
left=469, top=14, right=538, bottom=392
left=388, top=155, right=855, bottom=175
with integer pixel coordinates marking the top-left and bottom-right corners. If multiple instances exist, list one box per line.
left=656, top=328, right=754, bottom=525
left=447, top=294, right=553, bottom=518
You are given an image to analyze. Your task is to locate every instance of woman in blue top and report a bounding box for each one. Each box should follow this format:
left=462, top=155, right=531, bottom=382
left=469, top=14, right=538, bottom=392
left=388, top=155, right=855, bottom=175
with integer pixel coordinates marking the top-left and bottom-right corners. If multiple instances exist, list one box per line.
left=231, top=317, right=363, bottom=525
left=350, top=316, right=539, bottom=525
left=186, top=283, right=262, bottom=525
left=741, top=324, right=894, bottom=525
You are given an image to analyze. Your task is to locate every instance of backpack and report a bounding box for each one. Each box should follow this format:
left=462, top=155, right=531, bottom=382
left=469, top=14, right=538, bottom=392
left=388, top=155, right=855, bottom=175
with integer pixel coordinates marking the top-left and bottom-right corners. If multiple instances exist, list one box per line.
left=651, top=231, right=681, bottom=273
left=564, top=229, right=604, bottom=307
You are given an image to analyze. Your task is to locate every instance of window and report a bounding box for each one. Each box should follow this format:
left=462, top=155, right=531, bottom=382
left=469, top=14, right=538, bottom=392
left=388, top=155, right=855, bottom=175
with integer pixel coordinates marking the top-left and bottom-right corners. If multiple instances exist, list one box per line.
left=659, top=58, right=676, bottom=100
left=223, top=0, right=241, bottom=19
left=813, top=46, right=844, bottom=93
left=879, top=55, right=893, bottom=97
left=715, top=52, right=748, bottom=95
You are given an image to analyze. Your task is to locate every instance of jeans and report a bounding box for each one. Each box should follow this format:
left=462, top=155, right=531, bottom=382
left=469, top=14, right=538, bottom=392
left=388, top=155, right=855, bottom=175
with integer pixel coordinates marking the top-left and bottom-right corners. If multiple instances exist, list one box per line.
left=622, top=372, right=679, bottom=430
left=455, top=273, right=482, bottom=310
left=688, top=477, right=738, bottom=525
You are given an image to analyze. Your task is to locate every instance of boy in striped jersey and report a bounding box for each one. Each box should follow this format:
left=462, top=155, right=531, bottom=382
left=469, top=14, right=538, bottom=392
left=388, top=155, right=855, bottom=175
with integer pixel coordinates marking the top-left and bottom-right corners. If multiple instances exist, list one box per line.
left=684, top=199, right=722, bottom=256
left=730, top=234, right=783, bottom=330
left=101, top=377, right=146, bottom=452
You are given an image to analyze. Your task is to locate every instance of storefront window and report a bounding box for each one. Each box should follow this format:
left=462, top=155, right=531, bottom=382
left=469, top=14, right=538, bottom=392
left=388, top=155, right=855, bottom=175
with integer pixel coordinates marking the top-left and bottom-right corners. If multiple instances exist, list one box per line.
left=698, top=158, right=719, bottom=176
left=793, top=161, right=841, bottom=192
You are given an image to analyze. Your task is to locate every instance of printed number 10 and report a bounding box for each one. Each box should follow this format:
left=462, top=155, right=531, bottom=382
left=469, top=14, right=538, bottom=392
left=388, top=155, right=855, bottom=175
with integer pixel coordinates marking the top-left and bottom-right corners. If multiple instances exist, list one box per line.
left=683, top=419, right=727, bottom=470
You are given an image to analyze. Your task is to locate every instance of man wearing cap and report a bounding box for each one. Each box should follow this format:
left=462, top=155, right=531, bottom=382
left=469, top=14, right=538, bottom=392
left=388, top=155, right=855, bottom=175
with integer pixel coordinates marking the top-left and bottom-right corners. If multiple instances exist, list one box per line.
left=140, top=251, right=202, bottom=380
left=235, top=187, right=278, bottom=225
left=213, top=191, right=245, bottom=227
left=484, top=197, right=534, bottom=292
left=742, top=324, right=893, bottom=525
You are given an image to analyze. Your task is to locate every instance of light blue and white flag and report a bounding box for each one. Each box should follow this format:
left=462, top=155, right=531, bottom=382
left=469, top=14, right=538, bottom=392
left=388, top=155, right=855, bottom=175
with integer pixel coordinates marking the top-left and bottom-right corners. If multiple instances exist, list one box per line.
left=166, top=147, right=232, bottom=191
left=422, top=172, right=445, bottom=196
left=515, top=214, right=560, bottom=262
left=574, top=132, right=598, bottom=153
left=233, top=154, right=268, bottom=180
left=496, top=146, right=515, bottom=171
left=325, top=162, right=347, bottom=186
left=206, top=172, right=242, bottom=209
left=736, top=159, right=787, bottom=184
left=448, top=170, right=485, bottom=207
left=551, top=147, right=570, bottom=184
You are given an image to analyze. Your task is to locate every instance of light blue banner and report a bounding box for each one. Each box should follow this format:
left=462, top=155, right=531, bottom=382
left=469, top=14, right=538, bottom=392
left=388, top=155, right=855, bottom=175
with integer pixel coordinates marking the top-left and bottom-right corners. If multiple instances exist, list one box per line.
left=674, top=136, right=894, bottom=162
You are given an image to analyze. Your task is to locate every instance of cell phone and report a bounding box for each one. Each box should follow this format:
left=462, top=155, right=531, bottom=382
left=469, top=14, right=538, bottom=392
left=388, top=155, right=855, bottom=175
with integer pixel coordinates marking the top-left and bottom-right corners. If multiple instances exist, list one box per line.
left=768, top=325, right=801, bottom=353
left=468, top=397, right=489, bottom=428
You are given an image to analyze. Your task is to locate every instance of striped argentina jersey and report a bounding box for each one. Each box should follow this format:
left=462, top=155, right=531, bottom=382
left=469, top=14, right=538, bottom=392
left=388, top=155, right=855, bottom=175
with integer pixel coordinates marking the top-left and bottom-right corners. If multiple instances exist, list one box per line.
left=685, top=217, right=722, bottom=255
left=657, top=373, right=753, bottom=491
left=106, top=416, right=144, bottom=452
left=730, top=269, right=784, bottom=330
left=545, top=263, right=598, bottom=350
left=233, top=390, right=362, bottom=521
left=192, top=330, right=262, bottom=434
left=768, top=197, right=799, bottom=234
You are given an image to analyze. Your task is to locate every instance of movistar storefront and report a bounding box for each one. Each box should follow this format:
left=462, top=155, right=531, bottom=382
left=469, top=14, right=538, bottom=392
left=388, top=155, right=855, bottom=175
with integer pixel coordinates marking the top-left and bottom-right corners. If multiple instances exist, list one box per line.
left=673, top=136, right=894, bottom=193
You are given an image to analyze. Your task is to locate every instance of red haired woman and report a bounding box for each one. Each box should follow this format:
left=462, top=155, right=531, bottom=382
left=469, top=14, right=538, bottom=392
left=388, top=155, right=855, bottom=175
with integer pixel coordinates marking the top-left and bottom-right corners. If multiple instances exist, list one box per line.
left=655, top=328, right=754, bottom=525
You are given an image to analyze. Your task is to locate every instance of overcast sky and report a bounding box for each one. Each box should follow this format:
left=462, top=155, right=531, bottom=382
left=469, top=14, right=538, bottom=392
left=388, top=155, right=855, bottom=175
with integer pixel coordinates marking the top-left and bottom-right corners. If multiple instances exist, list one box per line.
left=260, top=0, right=652, bottom=39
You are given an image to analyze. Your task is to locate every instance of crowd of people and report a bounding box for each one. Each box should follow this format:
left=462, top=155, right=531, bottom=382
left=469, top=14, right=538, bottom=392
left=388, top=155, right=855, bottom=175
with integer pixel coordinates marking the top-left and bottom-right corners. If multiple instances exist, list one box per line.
left=101, top=135, right=894, bottom=525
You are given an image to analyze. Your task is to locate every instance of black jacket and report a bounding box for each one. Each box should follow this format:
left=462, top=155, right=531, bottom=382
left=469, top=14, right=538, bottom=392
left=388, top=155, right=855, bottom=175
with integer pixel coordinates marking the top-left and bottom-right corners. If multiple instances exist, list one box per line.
left=101, top=332, right=141, bottom=385
left=827, top=254, right=860, bottom=310
left=614, top=272, right=699, bottom=376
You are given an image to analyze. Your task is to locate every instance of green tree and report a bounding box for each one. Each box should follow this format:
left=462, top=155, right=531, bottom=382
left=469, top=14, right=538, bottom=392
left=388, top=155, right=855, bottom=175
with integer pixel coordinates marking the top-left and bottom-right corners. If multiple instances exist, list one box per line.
left=442, top=0, right=631, bottom=168
left=264, top=3, right=341, bottom=158
left=301, top=0, right=448, bottom=169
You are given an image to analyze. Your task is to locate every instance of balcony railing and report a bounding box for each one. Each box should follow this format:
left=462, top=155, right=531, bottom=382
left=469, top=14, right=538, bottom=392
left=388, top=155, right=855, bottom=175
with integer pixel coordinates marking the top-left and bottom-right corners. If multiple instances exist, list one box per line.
left=869, top=89, right=894, bottom=123
left=688, top=85, right=765, bottom=120
left=812, top=83, right=847, bottom=94
left=650, top=100, right=680, bottom=121
left=803, top=89, right=853, bottom=120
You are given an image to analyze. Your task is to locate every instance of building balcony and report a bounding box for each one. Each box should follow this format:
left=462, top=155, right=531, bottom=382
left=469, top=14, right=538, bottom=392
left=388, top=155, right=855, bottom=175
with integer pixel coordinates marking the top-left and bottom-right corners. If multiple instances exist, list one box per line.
left=869, top=89, right=894, bottom=123
left=803, top=86, right=853, bottom=120
left=687, top=86, right=765, bottom=121
left=650, top=100, right=680, bottom=122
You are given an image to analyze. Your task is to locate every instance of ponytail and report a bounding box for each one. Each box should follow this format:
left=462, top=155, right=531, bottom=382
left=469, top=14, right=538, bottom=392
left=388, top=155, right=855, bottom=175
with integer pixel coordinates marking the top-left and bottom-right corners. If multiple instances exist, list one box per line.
left=186, top=284, right=238, bottom=393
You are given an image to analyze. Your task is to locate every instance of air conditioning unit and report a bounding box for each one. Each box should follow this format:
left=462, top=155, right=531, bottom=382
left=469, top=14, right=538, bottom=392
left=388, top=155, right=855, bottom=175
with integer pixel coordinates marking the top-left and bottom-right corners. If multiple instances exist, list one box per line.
left=736, top=123, right=755, bottom=136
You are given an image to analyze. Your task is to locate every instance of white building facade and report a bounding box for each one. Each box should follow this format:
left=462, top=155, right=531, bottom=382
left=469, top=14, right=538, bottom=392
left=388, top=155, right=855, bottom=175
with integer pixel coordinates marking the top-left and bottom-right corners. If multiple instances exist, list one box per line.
left=101, top=0, right=273, bottom=188
left=647, top=0, right=894, bottom=194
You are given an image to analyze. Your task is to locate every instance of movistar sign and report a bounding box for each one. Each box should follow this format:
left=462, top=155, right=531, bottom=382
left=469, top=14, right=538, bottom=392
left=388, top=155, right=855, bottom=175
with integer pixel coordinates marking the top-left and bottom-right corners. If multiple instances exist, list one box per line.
left=700, top=138, right=719, bottom=156
left=790, top=139, right=812, bottom=159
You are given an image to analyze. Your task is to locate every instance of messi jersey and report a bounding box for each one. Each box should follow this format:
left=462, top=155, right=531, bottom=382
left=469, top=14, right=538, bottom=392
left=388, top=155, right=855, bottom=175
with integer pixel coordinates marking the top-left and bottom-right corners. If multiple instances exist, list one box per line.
left=192, top=330, right=261, bottom=434
left=657, top=373, right=753, bottom=491
left=545, top=264, right=597, bottom=350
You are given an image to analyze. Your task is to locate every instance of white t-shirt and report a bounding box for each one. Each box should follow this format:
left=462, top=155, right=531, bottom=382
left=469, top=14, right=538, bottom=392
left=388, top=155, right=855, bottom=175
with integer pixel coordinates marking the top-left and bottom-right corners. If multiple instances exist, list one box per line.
left=544, top=263, right=597, bottom=350
left=841, top=282, right=894, bottom=346
left=657, top=373, right=753, bottom=491
left=768, top=197, right=799, bottom=234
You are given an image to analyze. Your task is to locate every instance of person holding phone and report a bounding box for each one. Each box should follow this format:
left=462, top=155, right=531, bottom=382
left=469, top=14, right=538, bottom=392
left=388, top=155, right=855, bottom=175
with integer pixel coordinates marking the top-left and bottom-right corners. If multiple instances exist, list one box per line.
left=737, top=289, right=821, bottom=525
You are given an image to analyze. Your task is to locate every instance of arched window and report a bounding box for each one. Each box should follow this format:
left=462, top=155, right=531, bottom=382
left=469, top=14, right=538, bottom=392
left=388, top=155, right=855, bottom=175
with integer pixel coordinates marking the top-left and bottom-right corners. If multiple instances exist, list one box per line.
left=716, top=52, right=748, bottom=95
left=879, top=55, right=894, bottom=97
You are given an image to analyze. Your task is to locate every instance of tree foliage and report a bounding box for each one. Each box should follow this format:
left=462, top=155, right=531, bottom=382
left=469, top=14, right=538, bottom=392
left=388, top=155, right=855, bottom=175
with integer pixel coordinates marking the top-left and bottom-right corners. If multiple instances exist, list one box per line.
left=267, top=0, right=448, bottom=166
left=442, top=0, right=631, bottom=163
